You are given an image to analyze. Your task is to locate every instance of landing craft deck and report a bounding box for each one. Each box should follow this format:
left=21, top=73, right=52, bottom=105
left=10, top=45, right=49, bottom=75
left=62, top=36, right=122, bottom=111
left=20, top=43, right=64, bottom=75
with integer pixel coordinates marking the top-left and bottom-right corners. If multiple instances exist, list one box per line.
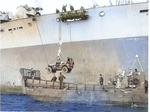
left=19, top=68, right=148, bottom=105
left=0, top=3, right=148, bottom=87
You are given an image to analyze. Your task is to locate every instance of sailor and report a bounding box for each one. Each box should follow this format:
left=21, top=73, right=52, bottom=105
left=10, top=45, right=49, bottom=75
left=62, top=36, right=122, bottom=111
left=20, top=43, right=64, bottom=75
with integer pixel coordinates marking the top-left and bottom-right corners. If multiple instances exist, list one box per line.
left=30, top=68, right=35, bottom=83
left=145, top=80, right=148, bottom=93
left=99, top=74, right=104, bottom=85
left=59, top=72, right=66, bottom=89
left=56, top=8, right=60, bottom=13
left=62, top=4, right=67, bottom=12
left=80, top=6, right=84, bottom=10
left=69, top=4, right=74, bottom=11
left=30, top=68, right=34, bottom=76
left=133, top=69, right=139, bottom=75
left=51, top=75, right=57, bottom=81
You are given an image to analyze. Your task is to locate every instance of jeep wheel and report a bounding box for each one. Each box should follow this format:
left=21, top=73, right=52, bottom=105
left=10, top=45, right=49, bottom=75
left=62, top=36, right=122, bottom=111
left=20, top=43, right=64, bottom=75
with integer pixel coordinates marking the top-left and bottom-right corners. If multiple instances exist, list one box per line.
left=47, top=67, right=52, bottom=74
left=62, top=66, right=68, bottom=73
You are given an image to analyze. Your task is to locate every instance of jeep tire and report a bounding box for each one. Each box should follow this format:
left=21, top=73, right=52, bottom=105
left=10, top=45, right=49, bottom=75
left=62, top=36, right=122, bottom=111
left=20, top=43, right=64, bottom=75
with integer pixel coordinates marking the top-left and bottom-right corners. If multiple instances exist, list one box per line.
left=62, top=66, right=68, bottom=73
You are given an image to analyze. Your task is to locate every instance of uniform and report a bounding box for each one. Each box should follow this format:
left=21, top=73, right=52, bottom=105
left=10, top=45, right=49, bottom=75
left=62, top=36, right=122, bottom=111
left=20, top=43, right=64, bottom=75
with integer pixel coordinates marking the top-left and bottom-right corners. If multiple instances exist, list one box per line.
left=59, top=73, right=66, bottom=89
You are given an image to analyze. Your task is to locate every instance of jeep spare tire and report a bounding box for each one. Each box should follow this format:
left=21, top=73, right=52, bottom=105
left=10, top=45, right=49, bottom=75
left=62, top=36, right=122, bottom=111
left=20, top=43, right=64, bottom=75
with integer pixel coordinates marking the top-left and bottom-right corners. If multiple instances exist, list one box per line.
left=47, top=67, right=52, bottom=74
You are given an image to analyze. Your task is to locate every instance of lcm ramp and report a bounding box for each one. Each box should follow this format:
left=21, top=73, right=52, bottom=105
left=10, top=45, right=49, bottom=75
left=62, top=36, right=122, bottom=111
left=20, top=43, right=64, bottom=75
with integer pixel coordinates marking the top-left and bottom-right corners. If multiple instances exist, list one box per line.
left=19, top=68, right=102, bottom=91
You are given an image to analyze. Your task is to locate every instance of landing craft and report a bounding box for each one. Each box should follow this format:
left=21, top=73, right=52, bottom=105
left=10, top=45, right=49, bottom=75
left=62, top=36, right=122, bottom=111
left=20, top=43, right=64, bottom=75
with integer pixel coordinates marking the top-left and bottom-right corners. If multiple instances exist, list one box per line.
left=19, top=58, right=148, bottom=106
left=0, top=1, right=148, bottom=106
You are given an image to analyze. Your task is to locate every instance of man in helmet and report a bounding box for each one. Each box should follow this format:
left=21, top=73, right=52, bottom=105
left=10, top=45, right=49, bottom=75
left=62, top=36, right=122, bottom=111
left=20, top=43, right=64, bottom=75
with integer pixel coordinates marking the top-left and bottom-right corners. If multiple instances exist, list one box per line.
left=69, top=4, right=74, bottom=11
left=100, top=74, right=104, bottom=85
left=62, top=4, right=67, bottom=12
left=51, top=75, right=57, bottom=81
left=56, top=8, right=60, bottom=13
left=59, top=72, right=66, bottom=89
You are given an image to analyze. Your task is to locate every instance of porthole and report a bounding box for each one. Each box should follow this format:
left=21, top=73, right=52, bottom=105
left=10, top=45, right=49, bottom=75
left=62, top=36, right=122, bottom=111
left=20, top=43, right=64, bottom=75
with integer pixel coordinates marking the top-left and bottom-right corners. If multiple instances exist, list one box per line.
left=99, top=11, right=105, bottom=17
left=28, top=23, right=32, bottom=27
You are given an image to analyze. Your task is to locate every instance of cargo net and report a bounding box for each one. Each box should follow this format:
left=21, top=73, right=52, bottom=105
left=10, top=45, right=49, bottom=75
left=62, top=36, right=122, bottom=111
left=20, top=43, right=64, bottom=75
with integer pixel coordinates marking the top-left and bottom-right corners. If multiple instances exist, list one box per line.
left=19, top=68, right=41, bottom=80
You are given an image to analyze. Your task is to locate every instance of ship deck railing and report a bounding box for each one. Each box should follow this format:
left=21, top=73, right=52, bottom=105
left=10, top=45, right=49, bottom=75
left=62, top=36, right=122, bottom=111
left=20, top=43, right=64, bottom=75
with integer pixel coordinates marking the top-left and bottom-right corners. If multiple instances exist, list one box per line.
left=25, top=78, right=103, bottom=91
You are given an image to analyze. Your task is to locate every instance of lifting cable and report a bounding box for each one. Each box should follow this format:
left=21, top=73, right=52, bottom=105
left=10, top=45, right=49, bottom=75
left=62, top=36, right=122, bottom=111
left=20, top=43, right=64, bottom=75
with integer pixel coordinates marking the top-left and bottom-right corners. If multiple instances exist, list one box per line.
left=0, top=62, right=18, bottom=71
left=47, top=21, right=63, bottom=65
left=131, top=55, right=143, bottom=71
left=35, top=21, right=54, bottom=79
left=36, top=20, right=57, bottom=65
left=70, top=22, right=71, bottom=57
left=58, top=21, right=62, bottom=58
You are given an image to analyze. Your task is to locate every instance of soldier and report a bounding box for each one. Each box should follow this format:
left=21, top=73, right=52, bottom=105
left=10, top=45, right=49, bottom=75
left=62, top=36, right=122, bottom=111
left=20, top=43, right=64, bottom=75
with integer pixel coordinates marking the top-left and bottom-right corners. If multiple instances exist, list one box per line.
left=56, top=8, right=60, bottom=13
left=62, top=4, right=67, bottom=12
left=145, top=80, right=148, bottom=93
left=51, top=75, right=57, bottom=81
left=59, top=72, right=66, bottom=89
left=69, top=4, right=74, bottom=11
left=80, top=6, right=84, bottom=10
left=30, top=68, right=35, bottom=83
left=100, top=74, right=104, bottom=85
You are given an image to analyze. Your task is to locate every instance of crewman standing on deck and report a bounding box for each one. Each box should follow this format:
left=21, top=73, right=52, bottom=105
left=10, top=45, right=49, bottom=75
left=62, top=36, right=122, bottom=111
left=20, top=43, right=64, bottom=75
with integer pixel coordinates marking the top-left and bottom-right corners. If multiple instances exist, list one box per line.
left=100, top=74, right=104, bottom=85
left=51, top=75, right=57, bottom=81
left=30, top=68, right=35, bottom=83
left=62, top=4, right=67, bottom=12
left=59, top=72, right=66, bottom=89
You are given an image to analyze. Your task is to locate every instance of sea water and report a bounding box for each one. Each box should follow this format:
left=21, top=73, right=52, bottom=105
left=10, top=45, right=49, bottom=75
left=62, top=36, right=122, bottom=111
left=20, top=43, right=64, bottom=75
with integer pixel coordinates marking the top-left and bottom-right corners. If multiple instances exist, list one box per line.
left=0, top=93, right=148, bottom=112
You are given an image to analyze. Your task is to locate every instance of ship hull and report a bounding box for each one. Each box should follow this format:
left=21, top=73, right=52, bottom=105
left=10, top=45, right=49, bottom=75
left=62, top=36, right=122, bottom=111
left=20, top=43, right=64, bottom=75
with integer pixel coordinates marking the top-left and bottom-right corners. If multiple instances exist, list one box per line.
left=0, top=3, right=148, bottom=86
left=1, top=36, right=148, bottom=85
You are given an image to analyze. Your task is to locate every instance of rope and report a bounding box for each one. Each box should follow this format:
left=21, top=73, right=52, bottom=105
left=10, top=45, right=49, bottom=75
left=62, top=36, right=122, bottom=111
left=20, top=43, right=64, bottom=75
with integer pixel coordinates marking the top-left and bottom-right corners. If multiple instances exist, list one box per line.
left=131, top=55, right=144, bottom=71
left=0, top=62, right=18, bottom=70
left=137, top=57, right=144, bottom=71
left=131, top=58, right=136, bottom=70
left=60, top=55, right=67, bottom=62
left=70, top=23, right=71, bottom=57
left=47, top=22, right=64, bottom=65
left=48, top=56, right=58, bottom=64
left=49, top=21, right=57, bottom=42
left=35, top=22, right=49, bottom=65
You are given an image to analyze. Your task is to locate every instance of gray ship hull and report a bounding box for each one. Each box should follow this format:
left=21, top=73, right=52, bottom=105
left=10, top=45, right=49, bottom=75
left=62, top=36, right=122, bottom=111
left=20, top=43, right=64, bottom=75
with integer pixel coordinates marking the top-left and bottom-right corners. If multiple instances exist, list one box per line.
left=0, top=2, right=148, bottom=86
left=1, top=36, right=148, bottom=85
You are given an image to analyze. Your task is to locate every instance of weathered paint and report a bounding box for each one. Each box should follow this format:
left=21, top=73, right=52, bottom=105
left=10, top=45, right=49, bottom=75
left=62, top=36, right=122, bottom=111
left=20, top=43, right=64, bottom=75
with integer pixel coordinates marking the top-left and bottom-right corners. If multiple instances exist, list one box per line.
left=0, top=3, right=148, bottom=49
left=25, top=88, right=148, bottom=105
left=0, top=3, right=148, bottom=86
left=0, top=36, right=148, bottom=86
